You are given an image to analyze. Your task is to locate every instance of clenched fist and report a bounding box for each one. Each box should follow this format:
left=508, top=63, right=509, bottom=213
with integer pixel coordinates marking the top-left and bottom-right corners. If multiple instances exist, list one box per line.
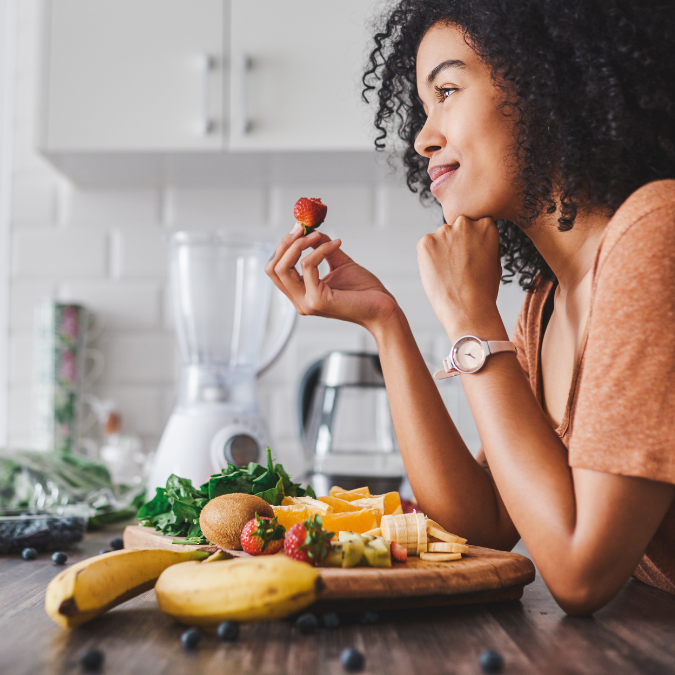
left=417, top=216, right=505, bottom=342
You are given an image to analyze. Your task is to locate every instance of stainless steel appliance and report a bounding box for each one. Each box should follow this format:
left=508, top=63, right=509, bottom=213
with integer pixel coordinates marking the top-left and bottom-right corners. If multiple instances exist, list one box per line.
left=299, top=351, right=405, bottom=496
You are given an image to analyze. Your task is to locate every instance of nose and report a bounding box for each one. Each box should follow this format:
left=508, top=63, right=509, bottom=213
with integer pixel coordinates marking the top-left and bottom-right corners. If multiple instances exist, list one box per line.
left=414, top=114, right=445, bottom=158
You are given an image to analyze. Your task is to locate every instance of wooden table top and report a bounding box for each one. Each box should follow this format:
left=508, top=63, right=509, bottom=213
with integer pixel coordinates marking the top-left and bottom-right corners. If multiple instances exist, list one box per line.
left=1, top=526, right=675, bottom=675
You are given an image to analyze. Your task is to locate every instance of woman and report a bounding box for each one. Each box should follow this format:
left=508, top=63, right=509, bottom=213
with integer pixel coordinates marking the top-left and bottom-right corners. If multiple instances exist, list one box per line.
left=266, top=0, right=675, bottom=614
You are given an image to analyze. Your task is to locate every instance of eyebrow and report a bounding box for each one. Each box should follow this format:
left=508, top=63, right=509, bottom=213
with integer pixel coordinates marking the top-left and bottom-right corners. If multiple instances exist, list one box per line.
left=426, top=59, right=467, bottom=84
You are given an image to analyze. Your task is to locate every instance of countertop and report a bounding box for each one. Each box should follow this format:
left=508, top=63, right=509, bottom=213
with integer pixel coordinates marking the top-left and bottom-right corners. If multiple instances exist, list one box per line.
left=1, top=527, right=675, bottom=675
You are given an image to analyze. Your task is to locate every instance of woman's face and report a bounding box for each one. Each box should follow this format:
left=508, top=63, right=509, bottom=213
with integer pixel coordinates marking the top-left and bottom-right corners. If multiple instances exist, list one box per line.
left=415, top=23, right=520, bottom=226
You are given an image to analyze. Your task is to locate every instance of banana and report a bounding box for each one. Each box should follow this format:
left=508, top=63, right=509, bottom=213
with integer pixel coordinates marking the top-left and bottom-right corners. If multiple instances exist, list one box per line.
left=380, top=513, right=469, bottom=558
left=416, top=512, right=428, bottom=555
left=203, top=550, right=232, bottom=563
left=428, top=542, right=470, bottom=554
left=420, top=551, right=461, bottom=562
left=426, top=519, right=467, bottom=544
left=45, top=548, right=209, bottom=628
left=155, top=555, right=319, bottom=625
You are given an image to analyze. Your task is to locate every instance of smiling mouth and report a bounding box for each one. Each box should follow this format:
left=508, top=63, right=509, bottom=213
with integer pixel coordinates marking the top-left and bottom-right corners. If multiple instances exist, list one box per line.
left=429, top=163, right=460, bottom=193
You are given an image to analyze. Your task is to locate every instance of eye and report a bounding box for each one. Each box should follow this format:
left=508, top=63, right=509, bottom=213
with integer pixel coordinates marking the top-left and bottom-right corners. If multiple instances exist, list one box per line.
left=434, top=85, right=458, bottom=102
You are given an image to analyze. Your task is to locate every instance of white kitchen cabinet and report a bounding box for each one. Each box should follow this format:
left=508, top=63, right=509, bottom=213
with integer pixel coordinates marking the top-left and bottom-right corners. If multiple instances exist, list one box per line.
left=229, top=0, right=377, bottom=152
left=38, top=0, right=383, bottom=184
left=41, top=0, right=227, bottom=152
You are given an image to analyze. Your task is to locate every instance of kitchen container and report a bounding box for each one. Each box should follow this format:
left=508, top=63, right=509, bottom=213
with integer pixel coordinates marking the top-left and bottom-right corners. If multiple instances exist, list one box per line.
left=299, top=351, right=405, bottom=496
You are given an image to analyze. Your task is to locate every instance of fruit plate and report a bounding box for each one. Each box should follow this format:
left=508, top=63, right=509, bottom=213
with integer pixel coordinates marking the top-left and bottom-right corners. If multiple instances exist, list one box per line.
left=123, top=525, right=535, bottom=609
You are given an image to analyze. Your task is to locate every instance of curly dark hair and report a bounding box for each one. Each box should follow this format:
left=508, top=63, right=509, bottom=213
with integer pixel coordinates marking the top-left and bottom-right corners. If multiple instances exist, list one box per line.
left=363, top=0, right=675, bottom=290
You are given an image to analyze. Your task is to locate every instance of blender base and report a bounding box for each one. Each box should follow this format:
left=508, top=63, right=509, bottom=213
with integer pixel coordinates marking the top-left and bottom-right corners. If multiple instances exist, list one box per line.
left=147, top=406, right=270, bottom=497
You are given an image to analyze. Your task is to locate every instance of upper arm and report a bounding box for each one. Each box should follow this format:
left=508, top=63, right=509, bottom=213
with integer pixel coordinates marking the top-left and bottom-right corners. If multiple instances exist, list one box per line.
left=561, top=195, right=675, bottom=612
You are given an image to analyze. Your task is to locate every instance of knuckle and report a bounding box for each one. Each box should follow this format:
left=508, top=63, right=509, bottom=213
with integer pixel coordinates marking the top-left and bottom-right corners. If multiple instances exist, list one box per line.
left=274, top=263, right=285, bottom=276
left=417, top=235, right=432, bottom=252
left=305, top=298, right=320, bottom=313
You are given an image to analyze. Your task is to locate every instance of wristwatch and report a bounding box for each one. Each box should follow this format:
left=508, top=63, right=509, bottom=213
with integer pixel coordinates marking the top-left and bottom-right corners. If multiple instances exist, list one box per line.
left=433, top=335, right=517, bottom=380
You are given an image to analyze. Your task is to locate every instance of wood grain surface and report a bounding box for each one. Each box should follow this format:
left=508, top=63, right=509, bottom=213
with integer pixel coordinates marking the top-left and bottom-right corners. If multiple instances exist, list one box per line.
left=124, top=524, right=535, bottom=607
left=2, top=526, right=675, bottom=675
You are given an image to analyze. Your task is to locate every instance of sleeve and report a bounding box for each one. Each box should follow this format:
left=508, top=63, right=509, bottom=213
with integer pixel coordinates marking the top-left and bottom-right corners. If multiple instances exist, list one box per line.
left=569, top=205, right=675, bottom=485
left=511, top=297, right=531, bottom=386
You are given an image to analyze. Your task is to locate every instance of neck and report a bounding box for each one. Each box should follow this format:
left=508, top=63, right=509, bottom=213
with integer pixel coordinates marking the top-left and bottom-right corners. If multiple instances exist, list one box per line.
left=525, top=208, right=610, bottom=293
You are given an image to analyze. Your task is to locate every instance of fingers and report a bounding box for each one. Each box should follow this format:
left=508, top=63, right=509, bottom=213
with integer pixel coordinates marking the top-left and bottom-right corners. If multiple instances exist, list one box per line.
left=264, top=226, right=348, bottom=315
left=308, top=232, right=353, bottom=271
left=265, top=223, right=302, bottom=286
left=265, top=225, right=305, bottom=311
left=301, top=239, right=343, bottom=301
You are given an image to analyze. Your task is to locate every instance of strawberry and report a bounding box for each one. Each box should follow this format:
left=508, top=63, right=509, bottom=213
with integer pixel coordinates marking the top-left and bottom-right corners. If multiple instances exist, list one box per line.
left=391, top=541, right=407, bottom=563
left=240, top=514, right=286, bottom=555
left=284, top=515, right=334, bottom=566
left=294, top=197, right=327, bottom=236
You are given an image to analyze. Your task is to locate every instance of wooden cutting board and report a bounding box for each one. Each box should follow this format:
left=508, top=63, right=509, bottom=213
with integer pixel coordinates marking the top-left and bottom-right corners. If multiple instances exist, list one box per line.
left=124, top=525, right=536, bottom=610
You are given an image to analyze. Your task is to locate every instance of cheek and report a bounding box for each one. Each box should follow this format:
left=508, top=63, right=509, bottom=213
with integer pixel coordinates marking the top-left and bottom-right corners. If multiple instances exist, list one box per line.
left=441, top=108, right=516, bottom=221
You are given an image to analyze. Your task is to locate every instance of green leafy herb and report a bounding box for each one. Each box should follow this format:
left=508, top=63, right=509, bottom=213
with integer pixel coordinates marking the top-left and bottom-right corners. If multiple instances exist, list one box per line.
left=137, top=447, right=315, bottom=544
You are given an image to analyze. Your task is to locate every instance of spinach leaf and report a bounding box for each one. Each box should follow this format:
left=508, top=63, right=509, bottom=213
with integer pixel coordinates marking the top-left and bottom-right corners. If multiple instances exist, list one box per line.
left=137, top=447, right=315, bottom=541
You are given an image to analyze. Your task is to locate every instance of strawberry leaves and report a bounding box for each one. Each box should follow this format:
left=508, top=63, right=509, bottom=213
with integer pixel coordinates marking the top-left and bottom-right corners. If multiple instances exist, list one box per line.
left=299, top=515, right=335, bottom=564
left=246, top=513, right=286, bottom=552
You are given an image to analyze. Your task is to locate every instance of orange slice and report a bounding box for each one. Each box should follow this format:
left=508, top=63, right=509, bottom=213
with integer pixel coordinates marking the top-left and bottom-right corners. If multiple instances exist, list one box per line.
left=318, top=496, right=363, bottom=513
left=271, top=505, right=309, bottom=531
left=281, top=496, right=332, bottom=514
left=321, top=509, right=378, bottom=535
left=383, top=492, right=402, bottom=515
left=329, top=485, right=371, bottom=498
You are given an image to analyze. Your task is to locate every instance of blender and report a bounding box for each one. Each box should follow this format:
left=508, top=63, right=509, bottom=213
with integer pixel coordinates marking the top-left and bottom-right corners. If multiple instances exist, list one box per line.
left=147, top=232, right=295, bottom=495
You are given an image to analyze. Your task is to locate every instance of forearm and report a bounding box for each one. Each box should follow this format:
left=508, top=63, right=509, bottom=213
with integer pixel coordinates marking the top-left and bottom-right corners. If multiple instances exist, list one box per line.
left=369, top=309, right=518, bottom=548
left=459, top=349, right=672, bottom=613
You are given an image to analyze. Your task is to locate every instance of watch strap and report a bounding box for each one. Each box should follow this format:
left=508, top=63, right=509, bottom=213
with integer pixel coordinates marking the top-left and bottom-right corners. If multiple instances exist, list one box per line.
left=433, top=358, right=461, bottom=380
left=486, top=340, right=517, bottom=356
left=432, top=338, right=517, bottom=380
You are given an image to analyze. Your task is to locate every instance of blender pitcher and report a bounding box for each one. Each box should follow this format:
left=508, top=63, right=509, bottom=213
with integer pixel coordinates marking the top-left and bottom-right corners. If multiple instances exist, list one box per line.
left=147, top=232, right=296, bottom=494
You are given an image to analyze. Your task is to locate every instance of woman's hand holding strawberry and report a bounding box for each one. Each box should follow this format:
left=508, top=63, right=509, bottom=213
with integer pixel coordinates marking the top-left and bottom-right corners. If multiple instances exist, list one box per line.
left=266, top=227, right=400, bottom=333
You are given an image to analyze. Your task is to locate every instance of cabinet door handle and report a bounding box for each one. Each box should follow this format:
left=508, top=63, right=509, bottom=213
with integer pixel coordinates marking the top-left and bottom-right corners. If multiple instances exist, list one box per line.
left=199, top=53, right=215, bottom=135
left=239, top=53, right=252, bottom=135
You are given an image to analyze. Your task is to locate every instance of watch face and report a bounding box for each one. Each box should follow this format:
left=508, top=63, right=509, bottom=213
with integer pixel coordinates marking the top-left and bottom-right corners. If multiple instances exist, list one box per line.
left=452, top=337, right=486, bottom=373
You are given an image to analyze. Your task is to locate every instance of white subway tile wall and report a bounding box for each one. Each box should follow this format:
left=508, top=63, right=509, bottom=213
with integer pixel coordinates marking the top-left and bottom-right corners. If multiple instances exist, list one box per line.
left=5, top=7, right=526, bottom=478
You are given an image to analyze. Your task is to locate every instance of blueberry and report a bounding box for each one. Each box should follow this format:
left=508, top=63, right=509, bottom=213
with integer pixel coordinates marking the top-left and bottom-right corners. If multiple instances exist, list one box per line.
left=51, top=552, right=68, bottom=565
left=181, top=627, right=201, bottom=650
left=80, top=648, right=104, bottom=671
left=321, top=612, right=340, bottom=629
left=110, top=537, right=124, bottom=551
left=340, top=647, right=365, bottom=672
left=359, top=610, right=379, bottom=625
left=295, top=612, right=318, bottom=634
left=98, top=549, right=112, bottom=556
left=479, top=649, right=504, bottom=673
left=217, top=621, right=239, bottom=641
left=21, top=547, right=37, bottom=560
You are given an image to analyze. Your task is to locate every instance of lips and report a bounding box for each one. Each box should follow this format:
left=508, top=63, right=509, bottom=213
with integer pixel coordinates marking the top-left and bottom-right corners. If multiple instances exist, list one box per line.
left=428, top=163, right=460, bottom=193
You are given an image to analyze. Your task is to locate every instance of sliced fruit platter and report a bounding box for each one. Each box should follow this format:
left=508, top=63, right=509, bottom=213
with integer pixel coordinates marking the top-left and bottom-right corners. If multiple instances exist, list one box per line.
left=45, top=450, right=535, bottom=630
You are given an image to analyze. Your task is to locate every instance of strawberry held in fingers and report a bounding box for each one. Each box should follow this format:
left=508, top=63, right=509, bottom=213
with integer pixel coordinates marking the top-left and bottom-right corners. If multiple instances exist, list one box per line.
left=284, top=515, right=334, bottom=566
left=240, top=513, right=286, bottom=555
left=294, top=197, right=327, bottom=236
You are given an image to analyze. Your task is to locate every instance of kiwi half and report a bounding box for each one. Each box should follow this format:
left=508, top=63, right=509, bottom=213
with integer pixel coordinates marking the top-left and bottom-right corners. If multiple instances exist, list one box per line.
left=199, top=493, right=274, bottom=550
